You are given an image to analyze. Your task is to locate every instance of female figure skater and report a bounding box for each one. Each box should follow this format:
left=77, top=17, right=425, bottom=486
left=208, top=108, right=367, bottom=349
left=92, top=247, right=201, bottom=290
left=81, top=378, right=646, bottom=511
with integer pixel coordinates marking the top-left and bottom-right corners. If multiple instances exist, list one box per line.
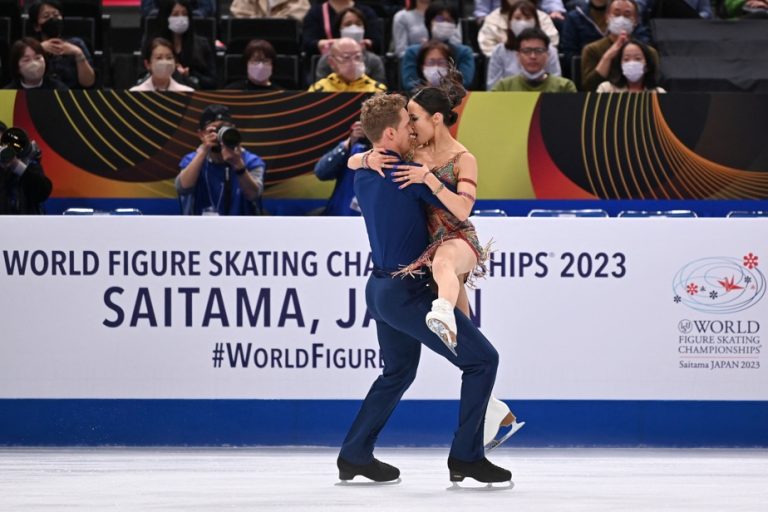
left=349, top=72, right=524, bottom=448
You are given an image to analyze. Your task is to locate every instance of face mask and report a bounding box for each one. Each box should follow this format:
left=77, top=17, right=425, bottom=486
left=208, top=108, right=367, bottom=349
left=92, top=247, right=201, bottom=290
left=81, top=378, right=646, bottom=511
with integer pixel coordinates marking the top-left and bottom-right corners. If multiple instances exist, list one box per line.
left=510, top=19, right=536, bottom=37
left=423, top=65, right=447, bottom=86
left=520, top=67, right=546, bottom=82
left=248, top=62, right=272, bottom=83
left=352, top=61, right=366, bottom=80
left=20, top=59, right=45, bottom=83
left=621, top=60, right=645, bottom=83
left=607, top=16, right=634, bottom=36
left=340, top=24, right=365, bottom=43
left=431, top=21, right=455, bottom=41
left=151, top=59, right=175, bottom=80
left=40, top=17, right=62, bottom=39
left=168, top=15, right=189, bottom=34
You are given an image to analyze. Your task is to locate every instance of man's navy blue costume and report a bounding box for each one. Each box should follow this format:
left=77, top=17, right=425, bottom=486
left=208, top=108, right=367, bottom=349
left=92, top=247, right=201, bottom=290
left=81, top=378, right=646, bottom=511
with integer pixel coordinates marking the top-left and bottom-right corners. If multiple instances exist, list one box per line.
left=339, top=151, right=499, bottom=466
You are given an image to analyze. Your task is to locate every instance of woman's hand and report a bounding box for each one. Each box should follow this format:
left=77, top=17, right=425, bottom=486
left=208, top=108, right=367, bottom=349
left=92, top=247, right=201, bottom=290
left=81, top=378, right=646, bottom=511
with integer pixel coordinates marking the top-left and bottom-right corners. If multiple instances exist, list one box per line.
left=361, top=150, right=399, bottom=177
left=391, top=164, right=429, bottom=189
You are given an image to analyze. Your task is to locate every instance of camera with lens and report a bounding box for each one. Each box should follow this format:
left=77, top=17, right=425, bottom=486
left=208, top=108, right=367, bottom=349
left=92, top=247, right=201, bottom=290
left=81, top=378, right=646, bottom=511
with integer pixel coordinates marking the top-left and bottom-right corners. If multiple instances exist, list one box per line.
left=0, top=127, right=41, bottom=166
left=217, top=126, right=241, bottom=150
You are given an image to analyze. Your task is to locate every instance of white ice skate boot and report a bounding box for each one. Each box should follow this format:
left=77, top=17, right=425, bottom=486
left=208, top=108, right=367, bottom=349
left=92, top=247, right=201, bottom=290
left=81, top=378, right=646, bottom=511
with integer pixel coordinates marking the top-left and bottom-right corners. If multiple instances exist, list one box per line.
left=426, top=298, right=457, bottom=356
left=484, top=396, right=525, bottom=451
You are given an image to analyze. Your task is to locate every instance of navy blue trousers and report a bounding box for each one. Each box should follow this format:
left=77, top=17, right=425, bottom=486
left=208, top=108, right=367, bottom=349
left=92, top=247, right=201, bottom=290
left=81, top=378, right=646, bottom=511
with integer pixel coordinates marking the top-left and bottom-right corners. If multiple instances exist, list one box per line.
left=339, top=272, right=499, bottom=464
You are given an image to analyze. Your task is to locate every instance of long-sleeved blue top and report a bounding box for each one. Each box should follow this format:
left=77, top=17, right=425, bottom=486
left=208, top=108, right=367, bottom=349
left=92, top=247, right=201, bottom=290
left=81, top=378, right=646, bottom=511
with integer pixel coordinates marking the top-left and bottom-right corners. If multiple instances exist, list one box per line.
left=354, top=151, right=450, bottom=273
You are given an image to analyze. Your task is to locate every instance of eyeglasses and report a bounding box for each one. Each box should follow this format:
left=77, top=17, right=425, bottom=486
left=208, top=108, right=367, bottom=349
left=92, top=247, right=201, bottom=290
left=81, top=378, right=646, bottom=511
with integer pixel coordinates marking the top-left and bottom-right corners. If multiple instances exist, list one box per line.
left=519, top=47, right=548, bottom=56
left=333, top=53, right=364, bottom=63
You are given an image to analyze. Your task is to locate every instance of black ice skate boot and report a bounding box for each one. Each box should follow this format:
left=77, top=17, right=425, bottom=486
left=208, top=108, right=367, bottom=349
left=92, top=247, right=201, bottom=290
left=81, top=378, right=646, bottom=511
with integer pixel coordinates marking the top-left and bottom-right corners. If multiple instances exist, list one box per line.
left=448, top=456, right=512, bottom=483
left=337, top=456, right=400, bottom=483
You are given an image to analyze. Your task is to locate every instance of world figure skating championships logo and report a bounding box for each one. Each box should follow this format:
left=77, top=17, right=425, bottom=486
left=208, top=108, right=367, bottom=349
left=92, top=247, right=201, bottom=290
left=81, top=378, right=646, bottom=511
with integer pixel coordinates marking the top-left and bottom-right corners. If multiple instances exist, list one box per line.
left=673, top=253, right=765, bottom=314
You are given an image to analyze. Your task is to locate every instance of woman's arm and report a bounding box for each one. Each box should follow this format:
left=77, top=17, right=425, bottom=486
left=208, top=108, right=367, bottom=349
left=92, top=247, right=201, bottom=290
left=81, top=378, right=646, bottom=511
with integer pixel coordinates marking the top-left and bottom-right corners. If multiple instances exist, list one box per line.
left=391, top=153, right=477, bottom=222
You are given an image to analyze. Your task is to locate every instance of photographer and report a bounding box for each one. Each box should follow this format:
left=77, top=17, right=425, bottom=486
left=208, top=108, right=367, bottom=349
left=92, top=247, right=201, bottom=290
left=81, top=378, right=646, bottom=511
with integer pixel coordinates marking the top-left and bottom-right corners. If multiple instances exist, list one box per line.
left=176, top=104, right=266, bottom=216
left=0, top=126, right=53, bottom=215
left=313, top=120, right=370, bottom=216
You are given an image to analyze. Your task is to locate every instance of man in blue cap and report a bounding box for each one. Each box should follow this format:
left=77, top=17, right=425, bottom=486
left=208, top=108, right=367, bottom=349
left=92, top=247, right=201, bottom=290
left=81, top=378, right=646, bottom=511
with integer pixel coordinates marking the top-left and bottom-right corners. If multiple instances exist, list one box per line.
left=337, top=93, right=511, bottom=486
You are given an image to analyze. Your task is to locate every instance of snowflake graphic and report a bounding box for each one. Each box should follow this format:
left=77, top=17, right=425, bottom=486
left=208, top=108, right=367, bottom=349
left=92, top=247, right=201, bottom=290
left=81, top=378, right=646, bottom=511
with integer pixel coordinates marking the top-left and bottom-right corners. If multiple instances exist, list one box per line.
left=743, top=253, right=759, bottom=269
left=710, top=290, right=719, bottom=299
left=673, top=295, right=681, bottom=303
left=745, top=276, right=752, bottom=284
left=687, top=283, right=699, bottom=295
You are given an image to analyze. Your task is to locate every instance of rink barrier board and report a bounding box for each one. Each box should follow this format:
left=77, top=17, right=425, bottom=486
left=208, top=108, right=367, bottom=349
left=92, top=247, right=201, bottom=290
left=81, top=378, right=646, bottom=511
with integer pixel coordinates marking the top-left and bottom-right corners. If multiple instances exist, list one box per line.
left=1, top=399, right=766, bottom=447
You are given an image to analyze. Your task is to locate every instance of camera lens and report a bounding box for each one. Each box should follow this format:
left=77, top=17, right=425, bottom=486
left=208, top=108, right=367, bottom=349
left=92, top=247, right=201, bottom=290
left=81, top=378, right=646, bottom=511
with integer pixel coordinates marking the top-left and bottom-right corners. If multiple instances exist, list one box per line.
left=217, top=126, right=241, bottom=149
left=0, top=145, right=15, bottom=164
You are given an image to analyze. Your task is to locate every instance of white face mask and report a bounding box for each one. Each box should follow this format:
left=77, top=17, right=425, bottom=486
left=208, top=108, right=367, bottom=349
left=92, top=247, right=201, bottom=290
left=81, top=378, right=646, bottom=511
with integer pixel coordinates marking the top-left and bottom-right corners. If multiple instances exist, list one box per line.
left=510, top=19, right=536, bottom=37
left=607, top=15, right=634, bottom=36
left=168, top=15, right=189, bottom=34
left=151, top=59, right=175, bottom=80
left=20, top=59, right=45, bottom=83
left=520, top=67, right=546, bottom=82
left=621, top=60, right=645, bottom=83
left=353, top=61, right=366, bottom=80
left=431, top=21, right=455, bottom=41
left=423, top=65, right=447, bottom=86
left=248, top=62, right=272, bottom=83
left=340, top=24, right=365, bottom=43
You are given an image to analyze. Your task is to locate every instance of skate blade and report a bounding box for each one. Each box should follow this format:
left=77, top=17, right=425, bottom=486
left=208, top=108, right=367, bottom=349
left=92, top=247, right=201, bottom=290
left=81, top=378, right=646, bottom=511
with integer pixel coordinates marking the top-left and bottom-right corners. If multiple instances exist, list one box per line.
left=447, top=480, right=514, bottom=492
left=426, top=318, right=458, bottom=356
left=484, top=421, right=526, bottom=452
left=336, top=477, right=401, bottom=487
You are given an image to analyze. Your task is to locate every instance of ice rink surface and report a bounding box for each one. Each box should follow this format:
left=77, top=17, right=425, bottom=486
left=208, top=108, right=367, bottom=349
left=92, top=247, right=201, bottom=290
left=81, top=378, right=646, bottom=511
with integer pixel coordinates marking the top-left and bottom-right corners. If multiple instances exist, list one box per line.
left=1, top=447, right=766, bottom=511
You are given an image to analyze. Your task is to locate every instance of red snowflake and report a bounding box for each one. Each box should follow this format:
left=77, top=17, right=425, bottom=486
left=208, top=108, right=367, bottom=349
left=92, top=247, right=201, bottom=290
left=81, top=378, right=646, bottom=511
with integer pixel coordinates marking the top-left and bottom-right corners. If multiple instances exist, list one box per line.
left=743, top=253, right=759, bottom=269
left=686, top=283, right=699, bottom=295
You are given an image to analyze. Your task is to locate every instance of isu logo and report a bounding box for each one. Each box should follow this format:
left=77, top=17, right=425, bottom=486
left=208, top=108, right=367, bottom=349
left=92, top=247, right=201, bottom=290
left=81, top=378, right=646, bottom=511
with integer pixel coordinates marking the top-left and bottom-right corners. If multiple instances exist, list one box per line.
left=672, top=253, right=765, bottom=314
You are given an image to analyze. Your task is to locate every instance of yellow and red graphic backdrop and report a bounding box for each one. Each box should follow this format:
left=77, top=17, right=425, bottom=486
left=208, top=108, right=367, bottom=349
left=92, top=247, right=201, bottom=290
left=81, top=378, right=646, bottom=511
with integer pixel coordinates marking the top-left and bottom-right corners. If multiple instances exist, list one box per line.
left=2, top=91, right=766, bottom=200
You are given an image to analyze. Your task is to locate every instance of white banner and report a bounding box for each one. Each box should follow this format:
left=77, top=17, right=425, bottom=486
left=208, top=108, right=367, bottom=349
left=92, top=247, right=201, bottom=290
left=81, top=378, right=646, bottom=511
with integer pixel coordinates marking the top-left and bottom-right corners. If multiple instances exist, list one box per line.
left=1, top=217, right=766, bottom=400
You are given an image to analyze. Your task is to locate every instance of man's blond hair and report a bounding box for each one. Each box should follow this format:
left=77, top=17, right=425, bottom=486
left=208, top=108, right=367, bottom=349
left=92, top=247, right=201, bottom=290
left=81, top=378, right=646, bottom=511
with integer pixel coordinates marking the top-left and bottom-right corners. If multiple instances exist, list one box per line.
left=359, top=93, right=406, bottom=143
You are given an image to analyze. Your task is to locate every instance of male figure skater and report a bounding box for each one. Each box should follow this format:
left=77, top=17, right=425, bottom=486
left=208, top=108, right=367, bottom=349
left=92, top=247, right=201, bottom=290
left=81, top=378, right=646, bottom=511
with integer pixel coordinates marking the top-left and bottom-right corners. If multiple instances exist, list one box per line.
left=336, top=93, right=511, bottom=485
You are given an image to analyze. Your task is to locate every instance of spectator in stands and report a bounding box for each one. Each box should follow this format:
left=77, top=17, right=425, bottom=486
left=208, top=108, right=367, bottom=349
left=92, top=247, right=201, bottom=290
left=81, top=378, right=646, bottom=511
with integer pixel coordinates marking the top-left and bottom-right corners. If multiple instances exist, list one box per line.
left=561, top=0, right=651, bottom=69
left=314, top=120, right=370, bottom=216
left=314, top=7, right=386, bottom=84
left=580, top=0, right=657, bottom=91
left=141, top=0, right=215, bottom=18
left=230, top=0, right=310, bottom=19
left=405, top=40, right=452, bottom=89
left=28, top=0, right=95, bottom=89
left=400, top=2, right=475, bottom=92
left=308, top=37, right=387, bottom=92
left=224, top=39, right=284, bottom=90
left=176, top=105, right=266, bottom=216
left=475, top=0, right=566, bottom=26
left=130, top=37, right=194, bottom=91
left=725, top=0, right=768, bottom=17
left=486, top=1, right=561, bottom=89
left=301, top=0, right=383, bottom=57
left=3, top=38, right=68, bottom=90
left=0, top=126, right=52, bottom=215
left=392, top=0, right=462, bottom=58
left=491, top=28, right=576, bottom=92
left=596, top=39, right=665, bottom=92
left=148, top=0, right=217, bottom=89
left=478, top=0, right=560, bottom=57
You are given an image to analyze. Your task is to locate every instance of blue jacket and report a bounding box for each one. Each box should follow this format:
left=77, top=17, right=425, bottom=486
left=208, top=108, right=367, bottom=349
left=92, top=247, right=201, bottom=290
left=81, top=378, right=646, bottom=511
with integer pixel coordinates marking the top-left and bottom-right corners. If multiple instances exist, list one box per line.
left=314, top=141, right=369, bottom=216
left=177, top=149, right=266, bottom=216
left=354, top=151, right=450, bottom=273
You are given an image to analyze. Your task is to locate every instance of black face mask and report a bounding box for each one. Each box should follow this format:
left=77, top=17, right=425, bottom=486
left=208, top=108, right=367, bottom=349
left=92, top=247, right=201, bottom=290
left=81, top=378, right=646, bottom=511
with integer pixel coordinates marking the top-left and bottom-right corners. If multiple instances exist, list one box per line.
left=40, top=17, right=63, bottom=39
